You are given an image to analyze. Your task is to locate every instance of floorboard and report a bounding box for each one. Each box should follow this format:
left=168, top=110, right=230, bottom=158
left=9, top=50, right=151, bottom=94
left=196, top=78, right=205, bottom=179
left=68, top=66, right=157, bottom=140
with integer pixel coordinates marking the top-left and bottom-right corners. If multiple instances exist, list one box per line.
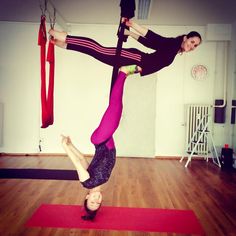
left=0, top=155, right=236, bottom=236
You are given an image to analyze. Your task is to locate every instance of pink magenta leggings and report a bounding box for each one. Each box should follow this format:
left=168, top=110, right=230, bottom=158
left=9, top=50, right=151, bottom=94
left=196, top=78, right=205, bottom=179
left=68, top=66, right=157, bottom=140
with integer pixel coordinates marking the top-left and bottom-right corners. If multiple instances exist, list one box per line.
left=90, top=71, right=127, bottom=149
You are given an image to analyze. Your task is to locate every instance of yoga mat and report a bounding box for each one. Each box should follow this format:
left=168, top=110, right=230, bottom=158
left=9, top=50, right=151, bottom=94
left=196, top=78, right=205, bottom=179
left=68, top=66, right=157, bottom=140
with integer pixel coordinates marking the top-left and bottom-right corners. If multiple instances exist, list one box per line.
left=0, top=168, right=78, bottom=180
left=26, top=204, right=204, bottom=235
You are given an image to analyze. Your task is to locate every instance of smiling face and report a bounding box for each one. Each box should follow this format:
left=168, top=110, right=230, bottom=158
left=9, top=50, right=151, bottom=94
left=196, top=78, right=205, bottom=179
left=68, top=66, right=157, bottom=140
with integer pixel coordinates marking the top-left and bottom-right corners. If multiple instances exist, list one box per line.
left=86, top=191, right=102, bottom=211
left=181, top=36, right=201, bottom=53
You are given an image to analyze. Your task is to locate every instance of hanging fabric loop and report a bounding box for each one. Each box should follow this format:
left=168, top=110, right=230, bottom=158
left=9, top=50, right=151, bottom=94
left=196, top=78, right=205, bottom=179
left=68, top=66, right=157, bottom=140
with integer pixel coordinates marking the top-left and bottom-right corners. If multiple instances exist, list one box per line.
left=38, top=8, right=55, bottom=128
left=109, top=0, right=136, bottom=96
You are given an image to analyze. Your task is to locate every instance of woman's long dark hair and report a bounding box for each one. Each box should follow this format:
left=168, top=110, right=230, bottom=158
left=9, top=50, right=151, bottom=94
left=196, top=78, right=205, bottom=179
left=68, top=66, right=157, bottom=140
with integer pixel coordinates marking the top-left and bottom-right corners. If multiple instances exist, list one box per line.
left=81, top=199, right=100, bottom=221
left=186, top=31, right=202, bottom=43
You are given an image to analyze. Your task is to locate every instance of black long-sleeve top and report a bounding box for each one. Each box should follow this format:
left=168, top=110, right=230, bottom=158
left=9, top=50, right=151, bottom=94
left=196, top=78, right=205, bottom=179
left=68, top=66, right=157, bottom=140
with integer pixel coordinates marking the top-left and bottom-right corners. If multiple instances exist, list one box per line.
left=138, top=30, right=184, bottom=76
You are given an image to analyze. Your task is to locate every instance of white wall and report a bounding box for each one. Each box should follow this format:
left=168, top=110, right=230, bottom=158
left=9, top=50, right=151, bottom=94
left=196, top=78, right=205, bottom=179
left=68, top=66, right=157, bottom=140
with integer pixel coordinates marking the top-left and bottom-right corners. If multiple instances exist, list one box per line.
left=231, top=21, right=236, bottom=151
left=0, top=22, right=40, bottom=153
left=153, top=25, right=218, bottom=156
left=212, top=23, right=236, bottom=151
left=0, top=21, right=234, bottom=157
left=0, top=22, right=156, bottom=156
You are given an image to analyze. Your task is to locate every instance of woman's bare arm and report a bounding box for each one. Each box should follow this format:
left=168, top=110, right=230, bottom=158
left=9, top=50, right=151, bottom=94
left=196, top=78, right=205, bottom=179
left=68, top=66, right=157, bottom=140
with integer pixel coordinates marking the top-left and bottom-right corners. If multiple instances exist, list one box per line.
left=122, top=18, right=148, bottom=41
left=65, top=136, right=89, bottom=169
left=127, top=20, right=148, bottom=37
left=61, top=135, right=90, bottom=182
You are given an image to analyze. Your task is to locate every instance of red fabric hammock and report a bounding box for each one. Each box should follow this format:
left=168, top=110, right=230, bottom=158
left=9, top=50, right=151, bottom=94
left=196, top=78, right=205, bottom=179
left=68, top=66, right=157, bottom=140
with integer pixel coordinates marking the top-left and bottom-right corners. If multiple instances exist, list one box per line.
left=38, top=15, right=55, bottom=128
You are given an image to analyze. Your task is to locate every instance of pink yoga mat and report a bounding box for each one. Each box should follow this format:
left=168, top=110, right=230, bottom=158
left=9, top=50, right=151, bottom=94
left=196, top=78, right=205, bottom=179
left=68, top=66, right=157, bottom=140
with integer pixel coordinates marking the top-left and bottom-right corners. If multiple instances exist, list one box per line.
left=26, top=204, right=204, bottom=235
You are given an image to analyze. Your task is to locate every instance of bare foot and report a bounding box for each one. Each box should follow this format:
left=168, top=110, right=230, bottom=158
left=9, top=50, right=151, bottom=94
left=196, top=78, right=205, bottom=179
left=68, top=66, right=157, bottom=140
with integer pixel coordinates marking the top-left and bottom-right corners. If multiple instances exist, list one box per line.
left=48, top=29, right=67, bottom=42
left=120, top=65, right=142, bottom=75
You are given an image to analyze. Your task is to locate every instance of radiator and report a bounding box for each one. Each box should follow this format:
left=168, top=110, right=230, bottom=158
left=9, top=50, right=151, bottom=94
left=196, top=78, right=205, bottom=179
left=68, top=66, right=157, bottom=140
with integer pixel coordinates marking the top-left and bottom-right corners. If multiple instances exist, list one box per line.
left=185, top=104, right=212, bottom=155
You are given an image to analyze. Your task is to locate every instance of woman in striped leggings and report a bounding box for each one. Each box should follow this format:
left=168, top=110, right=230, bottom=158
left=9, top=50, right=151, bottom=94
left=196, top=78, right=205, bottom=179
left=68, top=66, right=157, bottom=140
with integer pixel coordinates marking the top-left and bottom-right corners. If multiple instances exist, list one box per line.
left=49, top=19, right=201, bottom=76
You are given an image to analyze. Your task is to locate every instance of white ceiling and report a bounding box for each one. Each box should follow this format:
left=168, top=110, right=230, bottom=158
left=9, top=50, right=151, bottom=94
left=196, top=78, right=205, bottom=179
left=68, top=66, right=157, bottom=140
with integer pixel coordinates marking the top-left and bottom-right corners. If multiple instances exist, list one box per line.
left=1, top=0, right=236, bottom=28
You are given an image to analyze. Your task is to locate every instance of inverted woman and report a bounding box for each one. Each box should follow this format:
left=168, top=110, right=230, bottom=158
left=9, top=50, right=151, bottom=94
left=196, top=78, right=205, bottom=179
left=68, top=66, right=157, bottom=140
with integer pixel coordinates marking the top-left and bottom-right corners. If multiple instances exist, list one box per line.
left=61, top=65, right=138, bottom=220
left=49, top=19, right=202, bottom=76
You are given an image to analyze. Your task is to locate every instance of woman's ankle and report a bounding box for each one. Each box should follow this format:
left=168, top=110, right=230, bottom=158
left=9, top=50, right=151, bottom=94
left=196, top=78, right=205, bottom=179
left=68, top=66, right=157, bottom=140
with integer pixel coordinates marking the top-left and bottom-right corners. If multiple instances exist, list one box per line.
left=53, top=39, right=67, bottom=49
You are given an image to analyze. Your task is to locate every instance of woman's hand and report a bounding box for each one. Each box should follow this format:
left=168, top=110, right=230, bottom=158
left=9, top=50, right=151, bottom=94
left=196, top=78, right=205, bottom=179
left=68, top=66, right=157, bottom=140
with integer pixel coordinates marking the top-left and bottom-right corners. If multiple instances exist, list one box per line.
left=125, top=19, right=133, bottom=27
left=121, top=17, right=133, bottom=27
left=61, top=134, right=72, bottom=146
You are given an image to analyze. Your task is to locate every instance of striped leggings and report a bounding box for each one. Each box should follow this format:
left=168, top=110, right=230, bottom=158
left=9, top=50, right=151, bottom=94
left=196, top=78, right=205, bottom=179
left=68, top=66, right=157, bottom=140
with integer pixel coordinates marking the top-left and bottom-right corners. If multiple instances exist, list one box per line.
left=66, top=35, right=142, bottom=67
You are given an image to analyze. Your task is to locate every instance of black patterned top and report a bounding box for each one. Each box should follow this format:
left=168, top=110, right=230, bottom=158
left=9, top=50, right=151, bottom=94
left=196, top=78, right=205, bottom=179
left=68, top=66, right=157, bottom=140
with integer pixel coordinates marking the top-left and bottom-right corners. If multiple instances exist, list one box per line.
left=81, top=143, right=116, bottom=189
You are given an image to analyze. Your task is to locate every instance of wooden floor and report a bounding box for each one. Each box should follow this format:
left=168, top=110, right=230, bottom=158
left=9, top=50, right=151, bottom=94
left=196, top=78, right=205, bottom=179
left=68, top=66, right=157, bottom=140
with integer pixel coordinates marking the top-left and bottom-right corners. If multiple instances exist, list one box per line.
left=0, top=155, right=236, bottom=236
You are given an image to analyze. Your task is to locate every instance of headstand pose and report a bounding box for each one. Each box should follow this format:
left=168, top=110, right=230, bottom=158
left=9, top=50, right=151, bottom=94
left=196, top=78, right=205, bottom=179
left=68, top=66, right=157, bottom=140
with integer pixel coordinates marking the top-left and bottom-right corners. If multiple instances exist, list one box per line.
left=49, top=19, right=202, bottom=76
left=61, top=65, right=137, bottom=220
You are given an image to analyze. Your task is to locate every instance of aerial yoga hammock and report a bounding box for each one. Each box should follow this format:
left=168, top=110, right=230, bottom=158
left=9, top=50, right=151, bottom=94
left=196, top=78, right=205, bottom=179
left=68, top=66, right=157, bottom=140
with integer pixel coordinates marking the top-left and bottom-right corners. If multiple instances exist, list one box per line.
left=110, top=0, right=136, bottom=93
left=38, top=1, right=56, bottom=128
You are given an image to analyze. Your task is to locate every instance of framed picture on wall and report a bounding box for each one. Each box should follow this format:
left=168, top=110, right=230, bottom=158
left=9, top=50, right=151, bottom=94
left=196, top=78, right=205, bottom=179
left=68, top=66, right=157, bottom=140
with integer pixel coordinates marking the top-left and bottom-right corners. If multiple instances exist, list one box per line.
left=191, top=64, right=208, bottom=81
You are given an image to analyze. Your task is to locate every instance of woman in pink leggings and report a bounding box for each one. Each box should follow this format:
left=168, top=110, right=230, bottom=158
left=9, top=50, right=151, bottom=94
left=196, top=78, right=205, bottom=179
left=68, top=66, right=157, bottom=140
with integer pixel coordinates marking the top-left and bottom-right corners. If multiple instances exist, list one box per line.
left=61, top=65, right=138, bottom=221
